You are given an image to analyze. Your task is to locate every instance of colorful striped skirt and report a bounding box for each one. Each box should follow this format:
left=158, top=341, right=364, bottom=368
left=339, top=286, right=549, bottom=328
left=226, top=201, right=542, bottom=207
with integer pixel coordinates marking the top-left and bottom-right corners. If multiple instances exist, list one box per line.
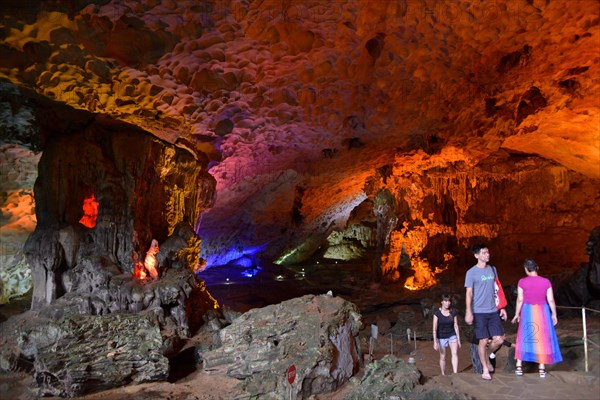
left=515, top=303, right=563, bottom=364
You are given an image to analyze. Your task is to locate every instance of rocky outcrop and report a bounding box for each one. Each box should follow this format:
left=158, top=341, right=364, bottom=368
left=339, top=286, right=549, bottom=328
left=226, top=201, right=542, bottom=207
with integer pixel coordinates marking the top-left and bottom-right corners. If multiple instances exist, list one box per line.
left=22, top=107, right=215, bottom=310
left=344, top=355, right=471, bottom=400
left=344, top=355, right=420, bottom=399
left=203, top=294, right=362, bottom=399
left=0, top=265, right=219, bottom=396
left=368, top=150, right=600, bottom=283
left=30, top=313, right=168, bottom=398
left=49, top=266, right=217, bottom=339
left=0, top=140, right=40, bottom=303
left=587, top=226, right=600, bottom=295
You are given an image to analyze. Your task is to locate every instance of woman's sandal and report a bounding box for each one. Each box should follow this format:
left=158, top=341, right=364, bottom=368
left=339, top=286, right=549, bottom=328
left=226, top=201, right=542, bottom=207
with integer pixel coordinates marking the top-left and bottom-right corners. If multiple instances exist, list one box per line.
left=539, top=368, right=546, bottom=378
left=515, top=366, right=523, bottom=376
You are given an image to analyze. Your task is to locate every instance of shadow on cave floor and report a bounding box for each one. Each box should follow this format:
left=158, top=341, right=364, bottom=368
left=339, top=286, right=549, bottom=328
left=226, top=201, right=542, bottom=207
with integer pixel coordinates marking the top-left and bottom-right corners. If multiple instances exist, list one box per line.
left=167, top=346, right=197, bottom=383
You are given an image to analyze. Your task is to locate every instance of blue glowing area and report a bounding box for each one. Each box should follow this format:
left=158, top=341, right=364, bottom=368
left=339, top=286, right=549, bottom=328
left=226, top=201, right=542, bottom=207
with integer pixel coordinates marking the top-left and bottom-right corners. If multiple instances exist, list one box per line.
left=232, top=256, right=253, bottom=268
left=241, top=266, right=262, bottom=278
left=203, top=243, right=268, bottom=269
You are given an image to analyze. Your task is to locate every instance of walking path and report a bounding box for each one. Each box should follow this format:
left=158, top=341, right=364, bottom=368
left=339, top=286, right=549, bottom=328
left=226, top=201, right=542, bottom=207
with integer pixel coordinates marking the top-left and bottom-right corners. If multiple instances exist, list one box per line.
left=381, top=332, right=600, bottom=400
left=428, top=370, right=600, bottom=399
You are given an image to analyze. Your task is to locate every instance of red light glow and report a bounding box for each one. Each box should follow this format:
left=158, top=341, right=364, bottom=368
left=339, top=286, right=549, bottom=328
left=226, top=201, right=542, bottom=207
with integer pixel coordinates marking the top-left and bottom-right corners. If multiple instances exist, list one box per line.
left=79, top=194, right=99, bottom=228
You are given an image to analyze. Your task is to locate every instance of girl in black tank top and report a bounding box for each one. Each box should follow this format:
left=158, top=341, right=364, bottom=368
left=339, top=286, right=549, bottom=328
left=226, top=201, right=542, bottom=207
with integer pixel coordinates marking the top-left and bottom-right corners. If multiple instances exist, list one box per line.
left=432, top=294, right=462, bottom=375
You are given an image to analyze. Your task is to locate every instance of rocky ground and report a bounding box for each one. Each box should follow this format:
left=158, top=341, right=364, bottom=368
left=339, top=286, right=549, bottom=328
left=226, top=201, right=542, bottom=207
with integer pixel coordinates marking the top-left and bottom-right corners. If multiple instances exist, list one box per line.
left=1, top=265, right=599, bottom=400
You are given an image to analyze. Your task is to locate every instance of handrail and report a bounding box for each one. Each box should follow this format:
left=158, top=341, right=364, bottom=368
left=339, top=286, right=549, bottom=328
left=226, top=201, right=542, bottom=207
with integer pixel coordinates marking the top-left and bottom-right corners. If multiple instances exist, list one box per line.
left=556, top=305, right=600, bottom=314
left=552, top=306, right=600, bottom=372
left=587, top=338, right=600, bottom=349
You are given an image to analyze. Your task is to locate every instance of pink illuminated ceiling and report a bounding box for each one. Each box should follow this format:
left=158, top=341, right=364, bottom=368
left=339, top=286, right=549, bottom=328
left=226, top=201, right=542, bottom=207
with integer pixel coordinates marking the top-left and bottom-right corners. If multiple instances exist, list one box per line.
left=0, top=0, right=599, bottom=268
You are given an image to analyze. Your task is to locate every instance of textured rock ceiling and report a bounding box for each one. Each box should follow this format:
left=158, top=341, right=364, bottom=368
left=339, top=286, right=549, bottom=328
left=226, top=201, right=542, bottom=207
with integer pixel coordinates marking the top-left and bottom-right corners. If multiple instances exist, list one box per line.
left=1, top=0, right=599, bottom=272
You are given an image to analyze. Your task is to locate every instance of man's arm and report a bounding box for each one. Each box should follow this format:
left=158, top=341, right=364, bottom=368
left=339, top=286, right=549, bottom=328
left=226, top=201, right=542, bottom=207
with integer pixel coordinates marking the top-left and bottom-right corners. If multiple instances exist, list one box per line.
left=465, top=287, right=473, bottom=325
left=499, top=308, right=507, bottom=321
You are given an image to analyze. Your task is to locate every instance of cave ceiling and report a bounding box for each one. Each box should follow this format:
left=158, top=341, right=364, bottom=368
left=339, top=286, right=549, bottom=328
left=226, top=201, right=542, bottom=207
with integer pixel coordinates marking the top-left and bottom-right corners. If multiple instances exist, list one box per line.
left=1, top=0, right=599, bottom=272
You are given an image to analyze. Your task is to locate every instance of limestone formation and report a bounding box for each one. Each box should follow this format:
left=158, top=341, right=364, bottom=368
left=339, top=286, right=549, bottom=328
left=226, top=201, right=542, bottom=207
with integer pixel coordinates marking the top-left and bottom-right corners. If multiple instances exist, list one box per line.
left=344, top=355, right=471, bottom=400
left=0, top=1, right=597, bottom=276
left=587, top=226, right=600, bottom=295
left=18, top=103, right=215, bottom=310
left=0, top=2, right=598, bottom=397
left=0, top=141, right=39, bottom=303
left=31, top=313, right=168, bottom=398
left=203, top=294, right=362, bottom=399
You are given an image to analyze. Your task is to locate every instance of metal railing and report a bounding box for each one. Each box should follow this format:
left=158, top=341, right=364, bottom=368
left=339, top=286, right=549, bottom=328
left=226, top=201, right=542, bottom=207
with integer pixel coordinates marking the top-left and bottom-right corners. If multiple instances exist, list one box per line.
left=556, top=305, right=600, bottom=372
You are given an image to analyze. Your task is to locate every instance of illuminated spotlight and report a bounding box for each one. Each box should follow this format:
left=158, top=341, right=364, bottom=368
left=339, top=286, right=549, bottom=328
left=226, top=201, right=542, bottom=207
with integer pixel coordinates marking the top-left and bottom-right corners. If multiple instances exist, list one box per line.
left=335, top=261, right=338, bottom=264
left=275, top=275, right=284, bottom=281
left=241, top=267, right=261, bottom=278
left=316, top=261, right=319, bottom=264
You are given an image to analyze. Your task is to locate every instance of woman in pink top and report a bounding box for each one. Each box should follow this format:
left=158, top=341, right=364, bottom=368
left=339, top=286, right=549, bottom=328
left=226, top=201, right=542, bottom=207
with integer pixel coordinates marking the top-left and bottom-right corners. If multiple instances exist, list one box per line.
left=511, top=258, right=562, bottom=378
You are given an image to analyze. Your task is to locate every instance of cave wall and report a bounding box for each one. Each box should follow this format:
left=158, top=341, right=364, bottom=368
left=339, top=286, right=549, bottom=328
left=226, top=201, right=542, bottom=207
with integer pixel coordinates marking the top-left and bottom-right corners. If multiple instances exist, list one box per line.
left=24, top=112, right=216, bottom=310
left=369, top=149, right=600, bottom=284
left=0, top=1, right=598, bottom=275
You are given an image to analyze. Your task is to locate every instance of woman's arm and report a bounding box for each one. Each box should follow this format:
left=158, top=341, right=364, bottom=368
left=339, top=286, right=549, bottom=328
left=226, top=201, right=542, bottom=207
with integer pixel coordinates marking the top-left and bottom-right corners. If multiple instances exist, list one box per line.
left=546, top=286, right=558, bottom=326
left=511, top=286, right=524, bottom=324
left=433, top=314, right=439, bottom=350
left=453, top=315, right=461, bottom=348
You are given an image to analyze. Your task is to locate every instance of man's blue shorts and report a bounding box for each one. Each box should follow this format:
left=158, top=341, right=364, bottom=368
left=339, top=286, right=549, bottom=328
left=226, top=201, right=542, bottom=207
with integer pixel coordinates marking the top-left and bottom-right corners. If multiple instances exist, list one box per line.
left=473, top=312, right=504, bottom=339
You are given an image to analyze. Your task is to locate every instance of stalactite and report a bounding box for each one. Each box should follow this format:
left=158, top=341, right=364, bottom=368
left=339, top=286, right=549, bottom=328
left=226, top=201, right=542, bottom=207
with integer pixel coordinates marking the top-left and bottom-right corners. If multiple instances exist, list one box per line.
left=375, top=152, right=598, bottom=282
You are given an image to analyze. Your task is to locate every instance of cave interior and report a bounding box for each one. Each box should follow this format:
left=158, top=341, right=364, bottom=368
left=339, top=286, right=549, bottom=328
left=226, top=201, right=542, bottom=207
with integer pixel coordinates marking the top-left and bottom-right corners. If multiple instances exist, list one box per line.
left=0, top=0, right=599, bottom=398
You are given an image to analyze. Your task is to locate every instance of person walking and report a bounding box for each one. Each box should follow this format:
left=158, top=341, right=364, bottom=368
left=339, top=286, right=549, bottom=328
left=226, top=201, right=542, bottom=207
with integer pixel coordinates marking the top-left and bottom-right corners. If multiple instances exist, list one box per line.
left=511, top=258, right=562, bottom=377
left=433, top=294, right=461, bottom=375
left=465, top=244, right=507, bottom=380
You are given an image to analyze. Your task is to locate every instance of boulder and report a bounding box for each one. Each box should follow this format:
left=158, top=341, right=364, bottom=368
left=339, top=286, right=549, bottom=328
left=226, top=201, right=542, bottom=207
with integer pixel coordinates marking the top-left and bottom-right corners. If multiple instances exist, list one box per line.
left=31, top=313, right=168, bottom=397
left=323, top=244, right=365, bottom=261
left=203, top=294, right=362, bottom=399
left=344, top=355, right=420, bottom=399
left=345, top=355, right=471, bottom=400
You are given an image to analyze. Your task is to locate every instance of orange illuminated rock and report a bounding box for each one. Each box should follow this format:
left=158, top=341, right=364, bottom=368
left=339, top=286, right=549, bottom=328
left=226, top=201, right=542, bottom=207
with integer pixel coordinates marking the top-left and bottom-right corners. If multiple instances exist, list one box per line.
left=144, top=239, right=160, bottom=279
left=132, top=239, right=160, bottom=280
